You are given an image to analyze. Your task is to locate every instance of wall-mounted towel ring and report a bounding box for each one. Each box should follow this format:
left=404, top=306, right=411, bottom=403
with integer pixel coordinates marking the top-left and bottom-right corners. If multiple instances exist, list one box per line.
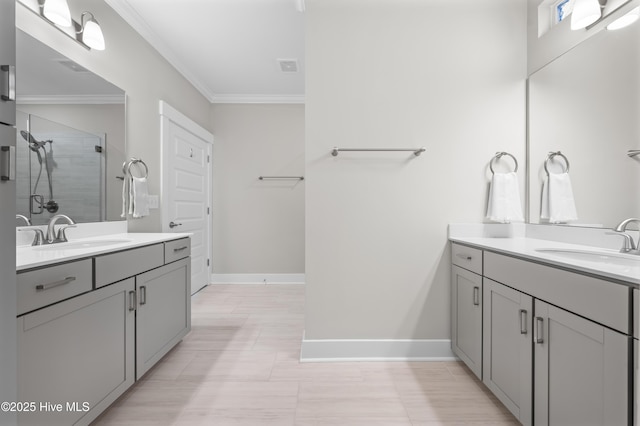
left=489, top=152, right=518, bottom=174
left=122, top=158, right=149, bottom=179
left=544, top=151, right=570, bottom=175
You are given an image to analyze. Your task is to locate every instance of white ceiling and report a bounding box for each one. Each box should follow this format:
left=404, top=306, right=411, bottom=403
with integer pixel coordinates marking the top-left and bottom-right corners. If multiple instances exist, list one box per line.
left=105, top=0, right=306, bottom=104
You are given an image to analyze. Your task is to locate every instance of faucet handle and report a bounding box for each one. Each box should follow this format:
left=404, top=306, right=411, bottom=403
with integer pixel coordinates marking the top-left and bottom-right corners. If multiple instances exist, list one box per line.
left=19, top=227, right=46, bottom=246
left=56, top=225, right=77, bottom=243
left=606, top=231, right=637, bottom=253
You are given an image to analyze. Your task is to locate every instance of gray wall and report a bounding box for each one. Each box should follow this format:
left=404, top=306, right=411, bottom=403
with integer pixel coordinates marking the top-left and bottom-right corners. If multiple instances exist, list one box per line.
left=17, top=0, right=213, bottom=232
left=211, top=104, right=305, bottom=274
left=304, top=0, right=527, bottom=340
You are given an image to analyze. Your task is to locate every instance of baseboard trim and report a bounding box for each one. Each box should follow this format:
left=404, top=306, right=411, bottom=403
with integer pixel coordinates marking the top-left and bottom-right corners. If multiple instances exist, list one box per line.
left=211, top=273, right=305, bottom=285
left=300, top=337, right=456, bottom=362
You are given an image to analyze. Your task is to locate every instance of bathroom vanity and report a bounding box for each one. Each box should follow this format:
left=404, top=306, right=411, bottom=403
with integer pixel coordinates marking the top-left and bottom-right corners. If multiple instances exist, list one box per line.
left=450, top=233, right=638, bottom=426
left=15, top=233, right=191, bottom=426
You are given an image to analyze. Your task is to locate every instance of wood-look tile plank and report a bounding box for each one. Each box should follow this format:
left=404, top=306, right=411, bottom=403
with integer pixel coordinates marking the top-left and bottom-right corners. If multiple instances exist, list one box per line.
left=95, top=284, right=517, bottom=426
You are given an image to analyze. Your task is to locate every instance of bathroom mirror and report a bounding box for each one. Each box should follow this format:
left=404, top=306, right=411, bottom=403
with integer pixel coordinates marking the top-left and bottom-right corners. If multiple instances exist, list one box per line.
left=15, top=30, right=126, bottom=226
left=528, top=22, right=640, bottom=228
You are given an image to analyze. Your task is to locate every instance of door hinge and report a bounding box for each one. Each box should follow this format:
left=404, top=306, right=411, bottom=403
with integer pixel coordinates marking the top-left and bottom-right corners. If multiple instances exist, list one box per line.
left=207, top=207, right=210, bottom=215
left=207, top=155, right=210, bottom=163
left=207, top=259, right=210, bottom=266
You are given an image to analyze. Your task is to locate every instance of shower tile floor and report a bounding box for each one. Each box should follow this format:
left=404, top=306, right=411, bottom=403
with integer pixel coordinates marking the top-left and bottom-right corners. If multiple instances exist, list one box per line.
left=94, top=284, right=517, bottom=425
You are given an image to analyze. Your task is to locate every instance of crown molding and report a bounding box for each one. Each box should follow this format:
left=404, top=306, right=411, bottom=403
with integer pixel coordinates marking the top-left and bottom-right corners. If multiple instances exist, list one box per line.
left=17, top=94, right=125, bottom=104
left=104, top=0, right=217, bottom=102
left=211, top=94, right=305, bottom=104
left=105, top=0, right=306, bottom=105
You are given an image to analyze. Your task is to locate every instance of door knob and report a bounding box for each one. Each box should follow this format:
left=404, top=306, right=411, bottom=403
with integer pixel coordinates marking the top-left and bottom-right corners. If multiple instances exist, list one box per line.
left=169, top=221, right=182, bottom=229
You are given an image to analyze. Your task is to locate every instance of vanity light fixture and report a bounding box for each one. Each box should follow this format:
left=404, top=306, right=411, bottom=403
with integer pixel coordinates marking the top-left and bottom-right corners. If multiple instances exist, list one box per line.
left=571, top=0, right=603, bottom=30
left=77, top=12, right=106, bottom=51
left=607, top=6, right=640, bottom=30
left=19, top=0, right=106, bottom=51
left=40, top=0, right=72, bottom=27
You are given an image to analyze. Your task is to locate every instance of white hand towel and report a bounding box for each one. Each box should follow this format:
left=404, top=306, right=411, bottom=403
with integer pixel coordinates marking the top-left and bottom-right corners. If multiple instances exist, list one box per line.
left=540, top=172, right=578, bottom=223
left=120, top=177, right=129, bottom=217
left=132, top=176, right=150, bottom=218
left=486, top=172, right=524, bottom=223
left=121, top=176, right=130, bottom=218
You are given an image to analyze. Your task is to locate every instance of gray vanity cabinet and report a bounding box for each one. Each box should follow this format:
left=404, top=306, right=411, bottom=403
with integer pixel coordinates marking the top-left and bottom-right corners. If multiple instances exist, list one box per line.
left=451, top=242, right=632, bottom=426
left=533, top=300, right=628, bottom=426
left=482, top=278, right=532, bottom=426
left=17, top=278, right=135, bottom=426
left=450, top=244, right=483, bottom=379
left=17, top=237, right=191, bottom=425
left=135, top=257, right=191, bottom=380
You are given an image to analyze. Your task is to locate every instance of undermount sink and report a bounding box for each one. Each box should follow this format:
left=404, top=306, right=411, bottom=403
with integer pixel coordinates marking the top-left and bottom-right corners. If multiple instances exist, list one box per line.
left=33, top=239, right=132, bottom=251
left=535, top=248, right=640, bottom=267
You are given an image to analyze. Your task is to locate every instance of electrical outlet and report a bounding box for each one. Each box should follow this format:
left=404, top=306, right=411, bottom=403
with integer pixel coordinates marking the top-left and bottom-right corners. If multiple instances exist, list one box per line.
left=147, top=195, right=159, bottom=209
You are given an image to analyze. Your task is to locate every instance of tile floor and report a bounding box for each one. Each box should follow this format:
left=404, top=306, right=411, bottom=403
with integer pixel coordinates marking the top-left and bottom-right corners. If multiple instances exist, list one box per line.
left=94, top=284, right=517, bottom=425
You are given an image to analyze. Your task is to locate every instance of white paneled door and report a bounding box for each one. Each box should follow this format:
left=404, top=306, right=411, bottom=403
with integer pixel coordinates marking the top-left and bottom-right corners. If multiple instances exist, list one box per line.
left=161, top=102, right=213, bottom=295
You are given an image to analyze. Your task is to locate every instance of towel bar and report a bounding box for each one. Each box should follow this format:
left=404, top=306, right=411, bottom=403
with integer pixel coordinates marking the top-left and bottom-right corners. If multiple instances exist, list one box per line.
left=331, top=147, right=425, bottom=157
left=489, top=152, right=518, bottom=174
left=544, top=151, right=570, bottom=175
left=628, top=150, right=640, bottom=158
left=259, top=176, right=304, bottom=181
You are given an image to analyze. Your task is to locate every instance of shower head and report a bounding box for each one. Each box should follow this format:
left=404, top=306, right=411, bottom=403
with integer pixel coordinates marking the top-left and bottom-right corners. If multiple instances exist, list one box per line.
left=20, top=131, right=47, bottom=151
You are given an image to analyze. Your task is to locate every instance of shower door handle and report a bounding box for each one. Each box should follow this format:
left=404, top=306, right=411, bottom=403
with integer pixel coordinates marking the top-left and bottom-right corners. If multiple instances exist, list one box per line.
left=169, top=221, right=182, bottom=229
left=0, top=65, right=15, bottom=102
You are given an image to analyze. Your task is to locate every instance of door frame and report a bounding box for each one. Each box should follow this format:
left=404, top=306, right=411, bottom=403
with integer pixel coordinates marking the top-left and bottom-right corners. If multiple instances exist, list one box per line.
left=159, top=100, right=213, bottom=286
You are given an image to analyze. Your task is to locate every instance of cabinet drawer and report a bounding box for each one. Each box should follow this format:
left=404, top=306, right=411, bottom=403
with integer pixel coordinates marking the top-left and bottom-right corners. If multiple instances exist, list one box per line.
left=17, top=259, right=92, bottom=316
left=451, top=243, right=482, bottom=275
left=484, top=251, right=629, bottom=334
left=95, top=244, right=164, bottom=289
left=164, top=238, right=191, bottom=264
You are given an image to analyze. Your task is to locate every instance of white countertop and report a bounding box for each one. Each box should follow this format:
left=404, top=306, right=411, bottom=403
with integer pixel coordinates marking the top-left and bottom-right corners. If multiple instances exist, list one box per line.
left=17, top=233, right=191, bottom=271
left=449, top=236, right=640, bottom=286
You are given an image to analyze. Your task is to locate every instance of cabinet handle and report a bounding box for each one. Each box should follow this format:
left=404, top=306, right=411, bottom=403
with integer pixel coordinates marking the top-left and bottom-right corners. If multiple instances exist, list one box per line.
left=473, top=286, right=480, bottom=306
left=128, top=290, right=136, bottom=311
left=534, top=317, right=544, bottom=344
left=1, top=65, right=16, bottom=102
left=35, top=276, right=76, bottom=291
left=173, top=246, right=188, bottom=252
left=519, top=309, right=528, bottom=334
left=140, top=286, right=147, bottom=305
left=456, top=253, right=472, bottom=261
left=0, top=145, right=15, bottom=182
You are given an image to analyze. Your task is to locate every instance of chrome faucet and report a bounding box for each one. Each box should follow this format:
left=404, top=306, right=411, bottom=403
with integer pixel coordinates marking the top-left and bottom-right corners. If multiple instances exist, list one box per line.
left=18, top=227, right=45, bottom=246
left=16, top=214, right=31, bottom=226
left=611, top=218, right=640, bottom=254
left=46, top=214, right=76, bottom=244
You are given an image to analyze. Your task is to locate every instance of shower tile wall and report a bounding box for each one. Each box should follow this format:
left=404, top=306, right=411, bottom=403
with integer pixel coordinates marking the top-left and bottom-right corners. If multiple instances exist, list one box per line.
left=16, top=112, right=104, bottom=225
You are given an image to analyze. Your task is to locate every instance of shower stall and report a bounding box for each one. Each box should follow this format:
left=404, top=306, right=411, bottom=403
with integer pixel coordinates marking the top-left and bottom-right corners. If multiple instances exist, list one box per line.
left=16, top=111, right=106, bottom=225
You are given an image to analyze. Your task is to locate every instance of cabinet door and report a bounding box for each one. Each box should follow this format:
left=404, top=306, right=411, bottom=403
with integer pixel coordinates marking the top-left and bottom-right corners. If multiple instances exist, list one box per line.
left=533, top=300, right=628, bottom=426
left=451, top=265, right=482, bottom=379
left=18, top=278, right=135, bottom=426
left=136, top=257, right=191, bottom=380
left=482, top=279, right=532, bottom=426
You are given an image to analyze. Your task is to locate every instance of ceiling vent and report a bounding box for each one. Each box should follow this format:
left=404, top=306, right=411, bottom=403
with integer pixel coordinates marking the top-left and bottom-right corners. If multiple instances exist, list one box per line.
left=55, top=59, right=90, bottom=73
left=278, top=59, right=299, bottom=73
